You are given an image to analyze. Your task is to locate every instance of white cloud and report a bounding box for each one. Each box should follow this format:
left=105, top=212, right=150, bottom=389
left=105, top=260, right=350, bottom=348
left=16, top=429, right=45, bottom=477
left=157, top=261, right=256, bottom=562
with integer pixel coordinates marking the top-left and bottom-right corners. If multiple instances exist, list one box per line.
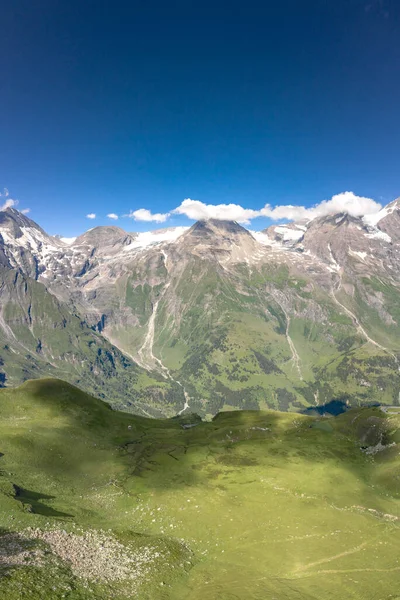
left=260, top=192, right=382, bottom=221
left=173, top=198, right=260, bottom=225
left=0, top=198, right=16, bottom=211
left=116, top=191, right=383, bottom=228
left=172, top=192, right=382, bottom=225
left=21, top=208, right=31, bottom=214
left=86, top=213, right=96, bottom=219
left=107, top=213, right=119, bottom=220
left=126, top=208, right=170, bottom=223
left=0, top=189, right=20, bottom=211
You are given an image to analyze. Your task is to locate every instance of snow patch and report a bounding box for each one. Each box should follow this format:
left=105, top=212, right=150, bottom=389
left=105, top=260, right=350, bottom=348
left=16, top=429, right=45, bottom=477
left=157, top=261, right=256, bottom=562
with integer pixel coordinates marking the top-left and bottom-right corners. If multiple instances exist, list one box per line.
left=363, top=204, right=396, bottom=227
left=250, top=231, right=276, bottom=246
left=273, top=226, right=304, bottom=242
left=60, top=237, right=77, bottom=245
left=349, top=249, right=369, bottom=261
left=365, top=230, right=392, bottom=243
left=124, top=227, right=188, bottom=250
left=327, top=243, right=340, bottom=272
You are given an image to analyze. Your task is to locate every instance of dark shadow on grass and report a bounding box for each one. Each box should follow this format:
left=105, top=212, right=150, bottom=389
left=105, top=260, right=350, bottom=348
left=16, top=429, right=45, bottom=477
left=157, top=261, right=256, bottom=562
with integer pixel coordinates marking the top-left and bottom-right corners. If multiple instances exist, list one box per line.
left=13, top=485, right=73, bottom=518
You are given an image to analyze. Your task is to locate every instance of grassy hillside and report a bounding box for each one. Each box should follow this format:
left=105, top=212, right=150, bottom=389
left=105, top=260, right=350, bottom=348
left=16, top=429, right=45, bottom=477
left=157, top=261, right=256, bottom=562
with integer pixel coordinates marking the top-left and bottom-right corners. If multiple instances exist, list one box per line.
left=0, top=379, right=400, bottom=598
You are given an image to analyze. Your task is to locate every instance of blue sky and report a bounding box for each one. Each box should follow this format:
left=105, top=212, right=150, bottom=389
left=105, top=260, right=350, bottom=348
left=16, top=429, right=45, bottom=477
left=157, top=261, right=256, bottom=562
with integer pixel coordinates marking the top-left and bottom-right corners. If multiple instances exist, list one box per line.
left=1, top=0, right=399, bottom=235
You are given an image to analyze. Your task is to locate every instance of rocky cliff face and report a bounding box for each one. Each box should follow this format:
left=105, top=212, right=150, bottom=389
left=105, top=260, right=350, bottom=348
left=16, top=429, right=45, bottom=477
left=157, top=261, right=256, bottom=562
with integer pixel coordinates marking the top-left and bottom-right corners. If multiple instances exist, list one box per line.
left=1, top=201, right=399, bottom=416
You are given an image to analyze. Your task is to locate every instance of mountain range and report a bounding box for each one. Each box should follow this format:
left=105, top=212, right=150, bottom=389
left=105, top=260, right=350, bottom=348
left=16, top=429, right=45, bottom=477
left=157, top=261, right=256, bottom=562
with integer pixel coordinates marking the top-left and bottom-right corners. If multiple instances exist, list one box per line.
left=1, top=200, right=399, bottom=417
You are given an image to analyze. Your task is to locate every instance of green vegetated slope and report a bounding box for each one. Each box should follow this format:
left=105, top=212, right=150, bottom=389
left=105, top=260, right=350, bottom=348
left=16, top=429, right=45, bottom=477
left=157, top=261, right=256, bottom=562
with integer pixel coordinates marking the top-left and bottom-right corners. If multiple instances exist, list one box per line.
left=0, top=266, right=183, bottom=417
left=146, top=259, right=400, bottom=416
left=1, top=379, right=400, bottom=599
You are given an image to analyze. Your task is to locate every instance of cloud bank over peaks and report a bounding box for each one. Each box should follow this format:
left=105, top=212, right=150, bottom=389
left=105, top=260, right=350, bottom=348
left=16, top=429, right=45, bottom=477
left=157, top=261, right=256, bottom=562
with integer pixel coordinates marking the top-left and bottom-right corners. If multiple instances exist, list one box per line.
left=170, top=192, right=382, bottom=224
left=129, top=192, right=382, bottom=225
left=259, top=192, right=382, bottom=222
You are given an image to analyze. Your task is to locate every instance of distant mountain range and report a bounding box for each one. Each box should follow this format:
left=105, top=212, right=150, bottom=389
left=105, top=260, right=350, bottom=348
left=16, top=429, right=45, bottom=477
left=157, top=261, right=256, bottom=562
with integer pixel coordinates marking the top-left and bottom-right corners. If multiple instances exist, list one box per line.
left=1, top=200, right=399, bottom=417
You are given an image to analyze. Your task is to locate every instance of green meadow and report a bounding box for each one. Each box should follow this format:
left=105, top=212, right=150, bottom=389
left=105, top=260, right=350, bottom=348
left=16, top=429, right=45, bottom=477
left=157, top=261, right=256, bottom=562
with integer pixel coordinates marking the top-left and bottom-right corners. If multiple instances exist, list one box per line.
left=0, top=378, right=399, bottom=599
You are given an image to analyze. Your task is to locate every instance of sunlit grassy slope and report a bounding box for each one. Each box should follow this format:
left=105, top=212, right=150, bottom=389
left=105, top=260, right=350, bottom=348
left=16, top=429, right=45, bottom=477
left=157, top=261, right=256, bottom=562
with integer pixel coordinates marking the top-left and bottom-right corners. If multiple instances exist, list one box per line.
left=1, top=379, right=400, bottom=599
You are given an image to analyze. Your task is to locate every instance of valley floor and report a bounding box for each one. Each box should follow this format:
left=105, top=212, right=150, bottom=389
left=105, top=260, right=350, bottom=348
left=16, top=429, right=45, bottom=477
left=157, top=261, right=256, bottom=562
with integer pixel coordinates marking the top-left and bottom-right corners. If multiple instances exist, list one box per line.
left=0, top=379, right=400, bottom=599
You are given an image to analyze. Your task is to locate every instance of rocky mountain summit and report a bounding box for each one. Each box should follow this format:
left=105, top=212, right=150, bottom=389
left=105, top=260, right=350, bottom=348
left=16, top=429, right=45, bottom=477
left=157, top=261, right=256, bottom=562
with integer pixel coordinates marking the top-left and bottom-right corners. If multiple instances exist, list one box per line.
left=0, top=200, right=399, bottom=416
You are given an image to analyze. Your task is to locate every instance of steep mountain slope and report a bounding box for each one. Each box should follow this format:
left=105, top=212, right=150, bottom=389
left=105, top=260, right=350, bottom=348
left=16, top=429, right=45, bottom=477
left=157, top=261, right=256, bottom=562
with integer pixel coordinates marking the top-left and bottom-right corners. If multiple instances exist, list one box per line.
left=0, top=379, right=400, bottom=599
left=0, top=210, right=186, bottom=417
left=1, top=202, right=400, bottom=416
left=0, top=265, right=189, bottom=417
